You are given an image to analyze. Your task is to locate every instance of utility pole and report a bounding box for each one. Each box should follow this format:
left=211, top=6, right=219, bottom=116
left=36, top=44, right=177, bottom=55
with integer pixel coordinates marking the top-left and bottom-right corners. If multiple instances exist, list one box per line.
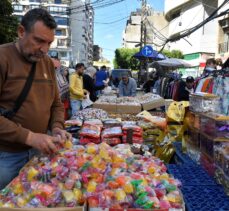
left=140, top=0, right=147, bottom=50
left=139, top=0, right=147, bottom=86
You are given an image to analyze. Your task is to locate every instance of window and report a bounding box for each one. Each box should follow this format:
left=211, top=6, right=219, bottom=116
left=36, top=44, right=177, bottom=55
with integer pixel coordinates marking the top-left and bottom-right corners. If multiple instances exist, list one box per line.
left=29, top=0, right=41, bottom=2
left=54, top=17, right=69, bottom=25
left=48, top=6, right=68, bottom=15
left=30, top=4, right=40, bottom=9
left=59, top=51, right=68, bottom=58
left=55, top=29, right=66, bottom=36
left=55, top=0, right=62, bottom=3
left=57, top=39, right=67, bottom=46
left=55, top=30, right=62, bottom=36
left=13, top=5, right=23, bottom=12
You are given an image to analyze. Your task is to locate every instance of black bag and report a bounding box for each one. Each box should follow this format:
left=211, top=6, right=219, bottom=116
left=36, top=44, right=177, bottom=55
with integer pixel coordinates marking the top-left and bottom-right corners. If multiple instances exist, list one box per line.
left=0, top=62, right=36, bottom=119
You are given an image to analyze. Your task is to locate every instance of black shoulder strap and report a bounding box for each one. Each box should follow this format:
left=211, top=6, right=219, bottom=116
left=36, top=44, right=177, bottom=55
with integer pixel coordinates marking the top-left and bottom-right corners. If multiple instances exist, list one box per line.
left=0, top=62, right=36, bottom=119
left=13, top=62, right=37, bottom=114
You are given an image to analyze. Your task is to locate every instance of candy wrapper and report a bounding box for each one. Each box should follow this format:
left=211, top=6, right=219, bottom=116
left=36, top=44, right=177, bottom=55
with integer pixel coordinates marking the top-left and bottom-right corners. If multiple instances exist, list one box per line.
left=101, top=127, right=123, bottom=138
left=72, top=108, right=108, bottom=120
left=103, top=119, right=122, bottom=128
left=80, top=125, right=101, bottom=139
left=0, top=143, right=183, bottom=210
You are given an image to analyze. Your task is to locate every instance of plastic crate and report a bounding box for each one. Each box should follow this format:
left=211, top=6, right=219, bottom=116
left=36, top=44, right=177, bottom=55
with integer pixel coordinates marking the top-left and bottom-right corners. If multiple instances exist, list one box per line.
left=172, top=142, right=196, bottom=165
left=167, top=164, right=217, bottom=186
left=181, top=186, right=229, bottom=211
left=186, top=141, right=201, bottom=164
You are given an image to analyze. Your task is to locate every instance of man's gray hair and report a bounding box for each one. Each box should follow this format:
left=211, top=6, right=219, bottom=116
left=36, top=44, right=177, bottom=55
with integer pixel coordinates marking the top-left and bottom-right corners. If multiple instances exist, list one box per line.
left=21, top=8, right=57, bottom=32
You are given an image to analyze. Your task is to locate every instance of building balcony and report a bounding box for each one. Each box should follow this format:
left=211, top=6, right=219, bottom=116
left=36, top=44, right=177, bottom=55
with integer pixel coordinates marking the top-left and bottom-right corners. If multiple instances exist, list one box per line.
left=219, top=42, right=229, bottom=54
left=41, top=0, right=70, bottom=6
left=29, top=0, right=41, bottom=4
left=57, top=38, right=71, bottom=48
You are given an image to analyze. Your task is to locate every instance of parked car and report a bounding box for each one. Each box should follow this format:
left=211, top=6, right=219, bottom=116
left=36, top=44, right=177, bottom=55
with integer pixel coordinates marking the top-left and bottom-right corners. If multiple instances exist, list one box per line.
left=110, top=69, right=132, bottom=87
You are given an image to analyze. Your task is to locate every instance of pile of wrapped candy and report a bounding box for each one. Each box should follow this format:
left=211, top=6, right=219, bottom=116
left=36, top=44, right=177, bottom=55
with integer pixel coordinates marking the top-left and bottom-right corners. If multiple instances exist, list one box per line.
left=97, top=94, right=163, bottom=106
left=109, top=113, right=141, bottom=122
left=0, top=143, right=184, bottom=210
left=72, top=108, right=108, bottom=120
left=137, top=93, right=163, bottom=104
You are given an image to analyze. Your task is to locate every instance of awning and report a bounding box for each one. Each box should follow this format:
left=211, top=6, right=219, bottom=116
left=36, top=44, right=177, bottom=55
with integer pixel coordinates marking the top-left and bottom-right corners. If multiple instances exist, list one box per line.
left=133, top=50, right=166, bottom=60
left=149, top=58, right=193, bottom=68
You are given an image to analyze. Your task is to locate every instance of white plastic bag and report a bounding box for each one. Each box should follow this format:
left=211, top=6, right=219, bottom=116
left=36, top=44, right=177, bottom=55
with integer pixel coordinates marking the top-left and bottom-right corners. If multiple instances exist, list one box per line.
left=82, top=94, right=93, bottom=109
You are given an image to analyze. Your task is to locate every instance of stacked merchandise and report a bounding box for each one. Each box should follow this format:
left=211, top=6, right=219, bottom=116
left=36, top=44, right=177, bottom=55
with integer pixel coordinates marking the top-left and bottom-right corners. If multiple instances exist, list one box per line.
left=79, top=119, right=103, bottom=144
left=194, top=72, right=229, bottom=115
left=101, top=126, right=123, bottom=146
left=122, top=122, right=143, bottom=144
left=187, top=93, right=229, bottom=177
left=138, top=121, right=164, bottom=146
left=102, top=119, right=122, bottom=145
left=65, top=119, right=83, bottom=138
left=0, top=143, right=184, bottom=210
left=94, top=93, right=165, bottom=114
left=214, top=143, right=229, bottom=195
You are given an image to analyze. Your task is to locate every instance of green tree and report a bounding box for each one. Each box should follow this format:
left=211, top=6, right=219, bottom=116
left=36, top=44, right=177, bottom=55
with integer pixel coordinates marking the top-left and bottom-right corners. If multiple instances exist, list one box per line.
left=113, top=48, right=140, bottom=70
left=0, top=0, right=18, bottom=44
left=162, top=49, right=184, bottom=59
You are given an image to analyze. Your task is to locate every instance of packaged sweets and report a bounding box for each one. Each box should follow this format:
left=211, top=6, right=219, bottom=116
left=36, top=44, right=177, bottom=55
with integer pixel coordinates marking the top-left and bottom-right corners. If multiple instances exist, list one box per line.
left=0, top=143, right=183, bottom=210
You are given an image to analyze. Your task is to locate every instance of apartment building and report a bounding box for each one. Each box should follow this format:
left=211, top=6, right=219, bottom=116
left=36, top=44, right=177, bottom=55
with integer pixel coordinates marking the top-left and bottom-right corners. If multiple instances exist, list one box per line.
left=122, top=7, right=168, bottom=51
left=12, top=0, right=94, bottom=67
left=12, top=0, right=72, bottom=67
left=164, top=0, right=218, bottom=71
left=216, top=0, right=229, bottom=61
left=70, top=0, right=94, bottom=66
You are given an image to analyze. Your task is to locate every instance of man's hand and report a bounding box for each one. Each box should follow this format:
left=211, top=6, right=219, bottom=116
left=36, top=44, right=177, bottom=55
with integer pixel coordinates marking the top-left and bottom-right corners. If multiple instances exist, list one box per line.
left=52, top=127, right=72, bottom=141
left=25, top=131, right=64, bottom=154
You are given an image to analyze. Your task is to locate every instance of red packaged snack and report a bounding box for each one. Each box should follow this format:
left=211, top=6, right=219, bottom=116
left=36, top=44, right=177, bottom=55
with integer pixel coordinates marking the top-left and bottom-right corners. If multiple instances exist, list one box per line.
left=79, top=124, right=101, bottom=139
left=101, top=127, right=122, bottom=138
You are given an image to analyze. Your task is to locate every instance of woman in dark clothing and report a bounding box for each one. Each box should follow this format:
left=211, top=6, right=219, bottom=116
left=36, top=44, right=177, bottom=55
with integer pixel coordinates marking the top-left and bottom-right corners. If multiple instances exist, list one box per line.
left=143, top=72, right=158, bottom=93
left=83, top=66, right=106, bottom=102
left=177, top=76, right=195, bottom=101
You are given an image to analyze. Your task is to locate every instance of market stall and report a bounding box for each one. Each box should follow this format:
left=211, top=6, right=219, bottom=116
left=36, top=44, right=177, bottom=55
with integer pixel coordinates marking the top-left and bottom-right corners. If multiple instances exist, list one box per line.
left=0, top=91, right=228, bottom=211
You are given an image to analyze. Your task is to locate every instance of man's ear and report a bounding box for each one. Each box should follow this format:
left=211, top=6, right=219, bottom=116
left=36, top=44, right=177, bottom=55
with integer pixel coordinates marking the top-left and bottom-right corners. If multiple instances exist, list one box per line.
left=17, top=24, right=26, bottom=39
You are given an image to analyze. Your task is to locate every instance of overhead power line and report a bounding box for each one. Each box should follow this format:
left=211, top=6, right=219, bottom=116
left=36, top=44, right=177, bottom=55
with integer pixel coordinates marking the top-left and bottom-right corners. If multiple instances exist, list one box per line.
left=159, top=0, right=229, bottom=51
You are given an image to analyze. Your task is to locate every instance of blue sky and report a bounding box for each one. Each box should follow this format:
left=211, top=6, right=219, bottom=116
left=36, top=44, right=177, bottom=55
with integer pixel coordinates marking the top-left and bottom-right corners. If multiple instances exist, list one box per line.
left=94, top=0, right=165, bottom=64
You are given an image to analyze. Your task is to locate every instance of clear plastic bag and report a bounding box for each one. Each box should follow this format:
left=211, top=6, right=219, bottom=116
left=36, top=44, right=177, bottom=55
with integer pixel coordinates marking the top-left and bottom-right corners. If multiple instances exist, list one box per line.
left=82, top=94, right=93, bottom=109
left=80, top=125, right=101, bottom=138
left=101, top=127, right=123, bottom=138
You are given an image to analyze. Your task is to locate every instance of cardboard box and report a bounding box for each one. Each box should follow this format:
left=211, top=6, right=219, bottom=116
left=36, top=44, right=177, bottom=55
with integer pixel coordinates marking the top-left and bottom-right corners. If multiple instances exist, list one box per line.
left=116, top=104, right=142, bottom=114
left=141, top=98, right=165, bottom=111
left=93, top=102, right=117, bottom=113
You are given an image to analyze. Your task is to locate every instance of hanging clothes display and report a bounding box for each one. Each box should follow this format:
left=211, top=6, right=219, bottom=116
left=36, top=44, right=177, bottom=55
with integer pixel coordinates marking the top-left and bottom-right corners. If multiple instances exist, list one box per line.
left=212, top=76, right=229, bottom=116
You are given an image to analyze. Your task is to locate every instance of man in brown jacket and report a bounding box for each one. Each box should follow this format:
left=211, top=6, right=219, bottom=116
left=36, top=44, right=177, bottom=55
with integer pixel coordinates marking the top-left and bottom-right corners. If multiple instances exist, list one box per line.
left=0, top=8, right=71, bottom=189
